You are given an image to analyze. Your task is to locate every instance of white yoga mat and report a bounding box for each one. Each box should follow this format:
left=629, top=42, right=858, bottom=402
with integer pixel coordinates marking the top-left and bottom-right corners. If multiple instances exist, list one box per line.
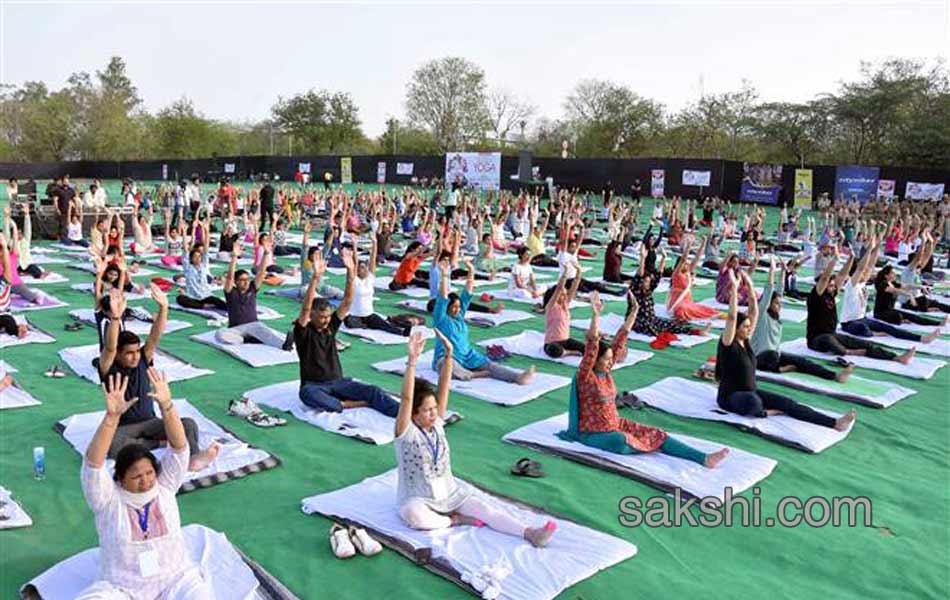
left=697, top=298, right=807, bottom=323
left=779, top=338, right=946, bottom=380
left=503, top=414, right=776, bottom=501
left=71, top=263, right=157, bottom=277
left=340, top=323, right=432, bottom=345
left=372, top=350, right=571, bottom=406
left=11, top=293, right=68, bottom=313
left=486, top=288, right=585, bottom=310
left=18, top=271, right=69, bottom=285
left=170, top=303, right=282, bottom=321
left=58, top=399, right=273, bottom=489
left=570, top=313, right=713, bottom=348
left=373, top=275, right=430, bottom=298
left=0, top=383, right=41, bottom=410
left=869, top=314, right=946, bottom=336
left=69, top=309, right=192, bottom=336
left=478, top=330, right=653, bottom=369
left=301, top=469, right=636, bottom=600
left=838, top=327, right=950, bottom=357
left=0, top=323, right=55, bottom=349
left=28, top=254, right=70, bottom=265
left=633, top=377, right=853, bottom=453
left=69, top=282, right=150, bottom=301
left=191, top=329, right=297, bottom=368
left=398, top=299, right=534, bottom=327
left=21, top=525, right=268, bottom=600
left=654, top=304, right=726, bottom=329
left=756, top=370, right=914, bottom=409
left=0, top=485, right=32, bottom=529
left=59, top=344, right=214, bottom=384
left=243, top=379, right=458, bottom=445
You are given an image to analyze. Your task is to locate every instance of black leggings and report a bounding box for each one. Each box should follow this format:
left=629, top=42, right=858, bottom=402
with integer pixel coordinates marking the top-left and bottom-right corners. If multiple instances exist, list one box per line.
left=756, top=350, right=836, bottom=381
left=784, top=287, right=809, bottom=301
left=0, top=313, right=19, bottom=336
left=345, top=314, right=407, bottom=336
left=389, top=277, right=427, bottom=291
left=544, top=337, right=586, bottom=358
left=425, top=297, right=493, bottom=314
left=177, top=294, right=228, bottom=311
left=274, top=245, right=301, bottom=256
left=718, top=389, right=836, bottom=428
left=530, top=255, right=559, bottom=268
left=702, top=260, right=720, bottom=271
left=578, top=278, right=625, bottom=296
left=808, top=333, right=896, bottom=361
left=604, top=272, right=636, bottom=284
left=18, top=264, right=44, bottom=279
left=875, top=308, right=941, bottom=326
left=905, top=296, right=950, bottom=314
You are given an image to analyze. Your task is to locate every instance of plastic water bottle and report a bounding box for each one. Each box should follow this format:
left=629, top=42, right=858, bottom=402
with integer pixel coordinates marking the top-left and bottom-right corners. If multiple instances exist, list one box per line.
left=33, top=447, right=45, bottom=480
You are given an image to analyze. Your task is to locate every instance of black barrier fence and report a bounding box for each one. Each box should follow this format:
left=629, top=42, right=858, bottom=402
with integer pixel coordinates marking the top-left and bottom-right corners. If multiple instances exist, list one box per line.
left=2, top=155, right=948, bottom=205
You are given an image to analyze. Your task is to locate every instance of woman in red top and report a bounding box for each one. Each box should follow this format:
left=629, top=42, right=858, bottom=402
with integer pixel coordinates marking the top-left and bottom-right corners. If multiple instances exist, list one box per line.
left=389, top=241, right=436, bottom=291
left=560, top=291, right=729, bottom=468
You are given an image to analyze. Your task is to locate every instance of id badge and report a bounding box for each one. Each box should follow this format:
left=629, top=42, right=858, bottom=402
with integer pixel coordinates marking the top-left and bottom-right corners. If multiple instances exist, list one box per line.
left=138, top=549, right=160, bottom=578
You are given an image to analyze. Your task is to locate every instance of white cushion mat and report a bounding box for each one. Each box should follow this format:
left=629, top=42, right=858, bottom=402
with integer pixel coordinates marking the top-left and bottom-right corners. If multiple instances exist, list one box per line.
left=398, top=299, right=533, bottom=326
left=478, top=330, right=653, bottom=368
left=756, top=370, right=914, bottom=409
left=59, top=344, right=213, bottom=383
left=70, top=282, right=150, bottom=301
left=340, top=323, right=432, bottom=345
left=0, top=485, right=32, bottom=529
left=504, top=413, right=776, bottom=501
left=838, top=327, right=950, bottom=357
left=373, top=275, right=430, bottom=298
left=191, top=329, right=297, bottom=368
left=571, top=313, right=713, bottom=348
left=301, top=469, right=636, bottom=600
left=18, top=271, right=68, bottom=285
left=633, top=377, right=853, bottom=453
left=780, top=338, right=946, bottom=380
left=69, top=309, right=192, bottom=335
left=170, top=303, right=282, bottom=321
left=0, top=322, right=55, bottom=349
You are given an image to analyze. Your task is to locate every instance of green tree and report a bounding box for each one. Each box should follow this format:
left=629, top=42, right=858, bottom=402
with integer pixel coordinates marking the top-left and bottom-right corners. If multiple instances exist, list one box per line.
left=405, top=57, right=489, bottom=151
left=271, top=89, right=365, bottom=154
left=564, top=79, right=664, bottom=157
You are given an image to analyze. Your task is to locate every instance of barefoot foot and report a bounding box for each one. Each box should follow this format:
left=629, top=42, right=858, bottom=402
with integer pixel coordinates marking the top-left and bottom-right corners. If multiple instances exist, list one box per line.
left=896, top=347, right=916, bottom=365
left=705, top=447, right=730, bottom=468
left=188, top=442, right=221, bottom=472
left=516, top=365, right=536, bottom=385
left=835, top=409, right=857, bottom=431
left=835, top=363, right=854, bottom=383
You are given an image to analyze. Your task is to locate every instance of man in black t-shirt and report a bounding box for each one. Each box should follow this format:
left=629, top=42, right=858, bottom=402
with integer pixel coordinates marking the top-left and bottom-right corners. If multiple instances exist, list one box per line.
left=294, top=247, right=399, bottom=416
left=260, top=183, right=275, bottom=231
left=97, top=286, right=218, bottom=470
left=806, top=251, right=913, bottom=364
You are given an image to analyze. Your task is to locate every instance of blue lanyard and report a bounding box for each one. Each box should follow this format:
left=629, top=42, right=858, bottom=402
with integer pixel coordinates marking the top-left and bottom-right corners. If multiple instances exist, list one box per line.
left=135, top=502, right=152, bottom=537
left=416, top=424, right=441, bottom=465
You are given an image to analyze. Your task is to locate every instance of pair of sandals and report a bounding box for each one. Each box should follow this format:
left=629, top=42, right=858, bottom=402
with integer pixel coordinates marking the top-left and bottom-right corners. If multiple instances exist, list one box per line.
left=64, top=322, right=83, bottom=332
left=485, top=345, right=512, bottom=361
left=511, top=457, right=545, bottom=478
left=43, top=366, right=66, bottom=378
left=616, top=391, right=643, bottom=410
left=330, top=523, right=382, bottom=559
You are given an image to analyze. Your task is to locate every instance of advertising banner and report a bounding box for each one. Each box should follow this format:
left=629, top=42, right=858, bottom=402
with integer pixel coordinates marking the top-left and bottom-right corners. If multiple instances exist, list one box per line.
left=444, top=152, right=501, bottom=191
left=682, top=169, right=711, bottom=187
left=905, top=181, right=945, bottom=201
left=396, top=162, right=414, bottom=176
left=877, top=179, right=895, bottom=200
left=650, top=169, right=665, bottom=198
left=377, top=161, right=387, bottom=184
left=340, top=157, right=352, bottom=184
left=794, top=169, right=813, bottom=209
left=739, top=163, right=783, bottom=204
left=833, top=165, right=879, bottom=203
left=298, top=162, right=311, bottom=174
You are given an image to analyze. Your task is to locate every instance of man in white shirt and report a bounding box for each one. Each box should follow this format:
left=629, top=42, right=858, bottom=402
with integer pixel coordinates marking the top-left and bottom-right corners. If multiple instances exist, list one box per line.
left=92, top=178, right=108, bottom=207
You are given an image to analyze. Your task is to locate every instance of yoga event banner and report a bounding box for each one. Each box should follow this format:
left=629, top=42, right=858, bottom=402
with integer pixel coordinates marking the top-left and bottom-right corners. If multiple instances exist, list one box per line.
left=444, top=152, right=501, bottom=191
left=876, top=179, right=895, bottom=200
left=794, top=169, right=813, bottom=208
left=739, top=163, right=783, bottom=204
left=833, top=165, right=879, bottom=203
left=905, top=181, right=945, bottom=201
left=376, top=161, right=387, bottom=184
left=340, top=157, right=352, bottom=184
left=298, top=162, right=311, bottom=174
left=396, top=162, right=414, bottom=175
left=651, top=169, right=665, bottom=198
left=682, top=169, right=711, bottom=187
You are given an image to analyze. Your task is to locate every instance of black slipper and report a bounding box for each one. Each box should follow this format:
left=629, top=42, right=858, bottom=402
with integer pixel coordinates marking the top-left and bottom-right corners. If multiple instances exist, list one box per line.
left=616, top=392, right=643, bottom=410
left=511, top=457, right=545, bottom=478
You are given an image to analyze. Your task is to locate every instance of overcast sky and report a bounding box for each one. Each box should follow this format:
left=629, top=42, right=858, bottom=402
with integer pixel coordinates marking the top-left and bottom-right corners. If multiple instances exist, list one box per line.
left=2, top=1, right=948, bottom=137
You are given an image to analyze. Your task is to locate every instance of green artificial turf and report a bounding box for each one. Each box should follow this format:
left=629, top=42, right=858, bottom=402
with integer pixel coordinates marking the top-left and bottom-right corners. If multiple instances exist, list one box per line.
left=0, top=190, right=948, bottom=599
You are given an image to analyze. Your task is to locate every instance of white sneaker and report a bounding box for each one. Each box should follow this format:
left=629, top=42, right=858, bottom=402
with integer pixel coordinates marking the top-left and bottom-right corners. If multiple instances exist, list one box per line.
left=330, top=524, right=356, bottom=558
left=228, top=399, right=260, bottom=418
left=348, top=526, right=382, bottom=556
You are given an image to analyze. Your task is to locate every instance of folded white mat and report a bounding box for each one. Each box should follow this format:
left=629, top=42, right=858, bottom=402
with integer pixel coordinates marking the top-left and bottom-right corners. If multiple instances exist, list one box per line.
left=70, top=263, right=157, bottom=277
left=0, top=383, right=41, bottom=410
left=0, top=323, right=55, bottom=349
left=504, top=414, right=776, bottom=501
left=58, top=399, right=277, bottom=494
left=20, top=525, right=290, bottom=600
left=373, top=275, right=430, bottom=297
left=69, top=309, right=192, bottom=335
left=838, top=328, right=950, bottom=357
left=59, top=344, right=214, bottom=383
left=755, top=370, right=914, bottom=409
left=11, top=293, right=68, bottom=313
left=340, top=323, right=432, bottom=345
left=697, top=298, right=807, bottom=323
left=301, top=469, right=636, bottom=600
left=869, top=314, right=947, bottom=336
left=191, top=329, right=297, bottom=367
left=28, top=254, right=70, bottom=265
left=170, top=303, right=282, bottom=321
left=779, top=338, right=946, bottom=380
left=18, top=271, right=69, bottom=285
left=633, top=377, right=853, bottom=453
left=373, top=350, right=571, bottom=406
left=478, top=330, right=653, bottom=369
left=243, top=379, right=459, bottom=444
left=570, top=313, right=713, bottom=348
left=398, top=299, right=534, bottom=327
left=0, top=485, right=32, bottom=529
left=69, top=282, right=150, bottom=301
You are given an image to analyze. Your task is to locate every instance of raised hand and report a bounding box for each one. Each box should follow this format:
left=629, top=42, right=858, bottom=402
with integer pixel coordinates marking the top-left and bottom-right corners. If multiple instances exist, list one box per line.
left=727, top=268, right=739, bottom=289
left=626, top=288, right=639, bottom=314
left=109, top=288, right=127, bottom=319
left=146, top=368, right=173, bottom=412
left=102, top=373, right=137, bottom=417
left=589, top=290, right=602, bottom=314
left=432, top=326, right=454, bottom=356
left=149, top=282, right=168, bottom=308
left=407, top=329, right=427, bottom=362
left=341, top=247, right=356, bottom=272
left=312, top=251, right=326, bottom=277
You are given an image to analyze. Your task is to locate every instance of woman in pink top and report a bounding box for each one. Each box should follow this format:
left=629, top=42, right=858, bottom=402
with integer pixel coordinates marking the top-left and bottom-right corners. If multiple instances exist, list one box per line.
left=668, top=236, right=722, bottom=321
left=0, top=221, right=43, bottom=305
left=543, top=272, right=584, bottom=358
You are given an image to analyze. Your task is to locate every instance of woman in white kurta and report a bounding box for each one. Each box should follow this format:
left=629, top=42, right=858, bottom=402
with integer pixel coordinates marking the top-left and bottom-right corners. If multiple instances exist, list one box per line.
left=393, top=330, right=556, bottom=547
left=77, top=370, right=212, bottom=600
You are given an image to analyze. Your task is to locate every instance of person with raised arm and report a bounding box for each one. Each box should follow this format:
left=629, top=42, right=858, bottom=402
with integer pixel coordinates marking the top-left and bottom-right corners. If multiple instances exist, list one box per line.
left=668, top=235, right=722, bottom=321
left=0, top=233, right=28, bottom=339
left=344, top=234, right=412, bottom=336
left=718, top=269, right=856, bottom=431
left=542, top=271, right=584, bottom=358
left=214, top=243, right=284, bottom=347
left=394, top=330, right=557, bottom=546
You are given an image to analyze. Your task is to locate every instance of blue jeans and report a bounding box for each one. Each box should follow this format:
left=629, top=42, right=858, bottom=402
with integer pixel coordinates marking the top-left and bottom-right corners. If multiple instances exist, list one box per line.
left=841, top=318, right=921, bottom=342
left=299, top=378, right=399, bottom=417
